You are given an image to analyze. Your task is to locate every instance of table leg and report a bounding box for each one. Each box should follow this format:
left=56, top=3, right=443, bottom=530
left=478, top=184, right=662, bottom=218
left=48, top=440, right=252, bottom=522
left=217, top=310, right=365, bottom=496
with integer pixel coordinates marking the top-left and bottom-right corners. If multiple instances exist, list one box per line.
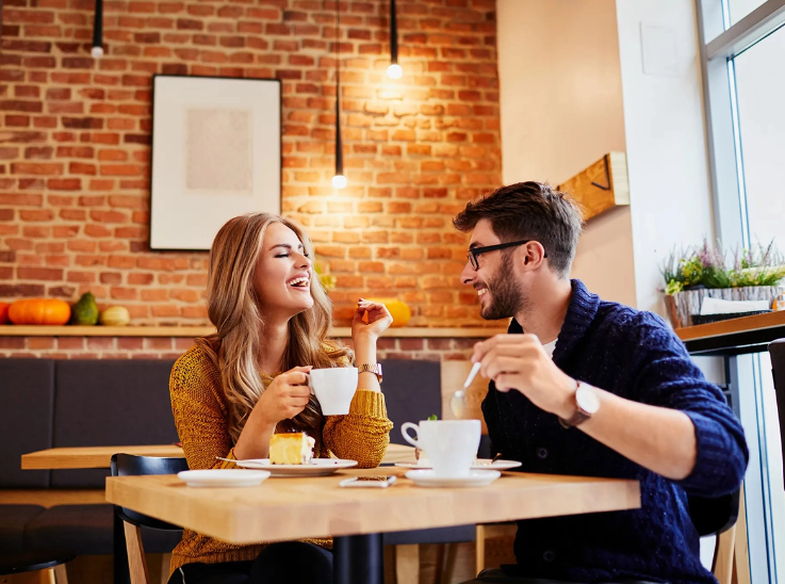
left=333, top=533, right=384, bottom=584
left=113, top=508, right=130, bottom=584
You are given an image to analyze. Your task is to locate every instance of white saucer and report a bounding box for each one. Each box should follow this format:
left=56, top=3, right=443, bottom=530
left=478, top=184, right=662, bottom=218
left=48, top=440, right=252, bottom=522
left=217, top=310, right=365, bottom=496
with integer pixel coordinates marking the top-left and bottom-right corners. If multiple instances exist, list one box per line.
left=405, top=469, right=501, bottom=488
left=395, top=459, right=522, bottom=471
left=233, top=458, right=358, bottom=477
left=177, top=469, right=271, bottom=488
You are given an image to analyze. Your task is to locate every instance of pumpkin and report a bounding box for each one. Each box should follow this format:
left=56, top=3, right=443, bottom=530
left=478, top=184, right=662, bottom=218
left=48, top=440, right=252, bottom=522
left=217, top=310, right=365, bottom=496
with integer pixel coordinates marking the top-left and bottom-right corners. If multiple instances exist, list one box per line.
left=0, top=302, right=10, bottom=324
left=8, top=298, right=71, bottom=325
left=99, top=306, right=131, bottom=326
left=366, top=298, right=412, bottom=328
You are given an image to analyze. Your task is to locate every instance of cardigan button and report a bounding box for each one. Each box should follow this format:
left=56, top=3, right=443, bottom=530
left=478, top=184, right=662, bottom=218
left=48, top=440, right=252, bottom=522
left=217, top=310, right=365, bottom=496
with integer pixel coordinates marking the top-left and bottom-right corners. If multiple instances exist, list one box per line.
left=543, top=550, right=556, bottom=562
left=536, top=447, right=548, bottom=459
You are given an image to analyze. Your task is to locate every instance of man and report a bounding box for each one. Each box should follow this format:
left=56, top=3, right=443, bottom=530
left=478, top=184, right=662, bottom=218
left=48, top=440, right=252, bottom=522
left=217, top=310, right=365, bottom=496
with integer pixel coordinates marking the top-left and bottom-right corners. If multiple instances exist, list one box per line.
left=455, top=182, right=748, bottom=584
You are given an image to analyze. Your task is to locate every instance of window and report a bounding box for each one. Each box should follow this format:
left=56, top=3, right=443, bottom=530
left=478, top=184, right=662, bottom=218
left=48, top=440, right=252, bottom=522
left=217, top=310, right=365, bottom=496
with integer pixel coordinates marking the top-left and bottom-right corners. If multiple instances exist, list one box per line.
left=732, top=23, right=785, bottom=246
left=697, top=1, right=785, bottom=583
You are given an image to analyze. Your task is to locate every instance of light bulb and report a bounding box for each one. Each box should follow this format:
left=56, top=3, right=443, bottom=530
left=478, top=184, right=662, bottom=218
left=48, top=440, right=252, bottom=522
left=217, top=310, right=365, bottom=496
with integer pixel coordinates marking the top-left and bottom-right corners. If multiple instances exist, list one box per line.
left=91, top=46, right=104, bottom=59
left=387, top=63, right=402, bottom=79
left=332, top=174, right=347, bottom=189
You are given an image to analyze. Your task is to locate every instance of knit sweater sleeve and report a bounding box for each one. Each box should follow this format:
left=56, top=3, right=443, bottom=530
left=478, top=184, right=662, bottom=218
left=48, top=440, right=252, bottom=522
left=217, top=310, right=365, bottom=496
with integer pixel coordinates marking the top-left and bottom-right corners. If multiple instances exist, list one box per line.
left=169, top=345, right=240, bottom=471
left=323, top=389, right=393, bottom=468
left=624, top=312, right=748, bottom=496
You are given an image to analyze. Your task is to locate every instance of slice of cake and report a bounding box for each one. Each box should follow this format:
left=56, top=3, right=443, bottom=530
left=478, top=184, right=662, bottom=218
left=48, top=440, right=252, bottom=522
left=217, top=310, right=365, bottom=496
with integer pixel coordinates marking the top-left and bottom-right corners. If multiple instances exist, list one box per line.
left=269, top=432, right=315, bottom=465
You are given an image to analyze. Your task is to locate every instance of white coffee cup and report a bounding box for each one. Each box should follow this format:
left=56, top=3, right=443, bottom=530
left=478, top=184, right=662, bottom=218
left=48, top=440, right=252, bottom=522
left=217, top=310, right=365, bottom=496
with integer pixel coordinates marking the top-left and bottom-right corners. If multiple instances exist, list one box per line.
left=309, top=367, right=358, bottom=415
left=401, top=419, right=481, bottom=478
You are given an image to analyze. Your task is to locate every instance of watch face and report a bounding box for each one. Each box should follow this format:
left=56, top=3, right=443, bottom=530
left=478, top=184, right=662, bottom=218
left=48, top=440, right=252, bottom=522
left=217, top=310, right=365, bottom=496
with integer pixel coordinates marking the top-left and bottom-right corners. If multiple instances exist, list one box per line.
left=576, top=384, right=600, bottom=415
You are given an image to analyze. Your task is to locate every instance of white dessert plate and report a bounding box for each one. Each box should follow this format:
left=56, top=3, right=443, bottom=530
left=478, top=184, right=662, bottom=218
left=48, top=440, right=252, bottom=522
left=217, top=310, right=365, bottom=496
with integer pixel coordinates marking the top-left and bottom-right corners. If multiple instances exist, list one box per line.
left=405, top=469, right=502, bottom=488
left=395, top=459, right=521, bottom=471
left=177, top=469, right=271, bottom=488
left=232, top=458, right=358, bottom=477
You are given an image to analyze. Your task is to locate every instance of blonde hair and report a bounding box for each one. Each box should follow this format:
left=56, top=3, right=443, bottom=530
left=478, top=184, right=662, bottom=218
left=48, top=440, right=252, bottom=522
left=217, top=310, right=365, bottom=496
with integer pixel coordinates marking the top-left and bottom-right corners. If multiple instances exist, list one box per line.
left=196, top=213, right=350, bottom=448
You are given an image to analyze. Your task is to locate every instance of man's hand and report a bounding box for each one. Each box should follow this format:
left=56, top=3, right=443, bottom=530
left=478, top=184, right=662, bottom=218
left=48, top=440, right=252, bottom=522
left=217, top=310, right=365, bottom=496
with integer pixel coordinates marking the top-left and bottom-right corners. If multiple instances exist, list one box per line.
left=472, top=334, right=576, bottom=419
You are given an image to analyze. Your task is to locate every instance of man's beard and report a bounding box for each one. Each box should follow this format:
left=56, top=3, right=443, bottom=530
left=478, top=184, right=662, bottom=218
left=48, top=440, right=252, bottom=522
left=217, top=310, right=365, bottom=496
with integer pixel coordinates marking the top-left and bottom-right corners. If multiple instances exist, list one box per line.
left=480, top=272, right=525, bottom=320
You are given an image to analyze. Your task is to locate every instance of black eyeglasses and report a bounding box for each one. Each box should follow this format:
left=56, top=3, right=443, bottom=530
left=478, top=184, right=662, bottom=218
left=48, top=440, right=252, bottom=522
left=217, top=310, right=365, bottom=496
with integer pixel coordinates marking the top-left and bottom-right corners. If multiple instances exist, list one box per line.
left=466, top=239, right=546, bottom=270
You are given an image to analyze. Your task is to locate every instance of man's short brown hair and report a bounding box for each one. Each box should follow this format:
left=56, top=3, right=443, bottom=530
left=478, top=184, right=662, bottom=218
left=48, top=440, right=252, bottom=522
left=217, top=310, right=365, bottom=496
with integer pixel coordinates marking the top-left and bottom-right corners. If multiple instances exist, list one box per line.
left=453, top=181, right=584, bottom=277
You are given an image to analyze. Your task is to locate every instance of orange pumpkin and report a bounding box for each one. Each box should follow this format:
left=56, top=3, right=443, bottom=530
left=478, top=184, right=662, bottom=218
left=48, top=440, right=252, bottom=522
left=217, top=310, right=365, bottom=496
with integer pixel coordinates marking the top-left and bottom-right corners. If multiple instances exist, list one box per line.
left=8, top=298, right=71, bottom=325
left=366, top=298, right=412, bottom=328
left=0, top=302, right=9, bottom=324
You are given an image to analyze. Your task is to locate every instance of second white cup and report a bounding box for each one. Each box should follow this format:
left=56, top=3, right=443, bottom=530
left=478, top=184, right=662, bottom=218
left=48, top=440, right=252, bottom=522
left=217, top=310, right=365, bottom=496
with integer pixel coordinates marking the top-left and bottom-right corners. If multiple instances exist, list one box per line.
left=309, top=367, right=358, bottom=415
left=401, top=419, right=481, bottom=478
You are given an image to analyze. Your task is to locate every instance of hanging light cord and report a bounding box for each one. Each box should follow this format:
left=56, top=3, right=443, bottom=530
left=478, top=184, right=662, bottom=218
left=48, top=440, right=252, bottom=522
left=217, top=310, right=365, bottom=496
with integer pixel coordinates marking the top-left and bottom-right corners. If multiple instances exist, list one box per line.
left=334, top=2, right=343, bottom=177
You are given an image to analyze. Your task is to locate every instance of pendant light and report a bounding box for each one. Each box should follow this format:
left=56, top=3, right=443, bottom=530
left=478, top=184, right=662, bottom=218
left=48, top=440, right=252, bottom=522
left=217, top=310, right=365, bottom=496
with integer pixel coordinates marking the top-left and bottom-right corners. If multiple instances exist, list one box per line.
left=331, top=1, right=347, bottom=190
left=91, top=0, right=104, bottom=59
left=387, top=0, right=402, bottom=79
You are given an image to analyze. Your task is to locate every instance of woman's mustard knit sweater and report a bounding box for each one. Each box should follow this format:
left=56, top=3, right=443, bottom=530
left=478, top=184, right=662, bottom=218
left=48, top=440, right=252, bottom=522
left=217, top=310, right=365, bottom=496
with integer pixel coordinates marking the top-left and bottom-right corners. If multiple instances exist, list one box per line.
left=168, top=344, right=393, bottom=574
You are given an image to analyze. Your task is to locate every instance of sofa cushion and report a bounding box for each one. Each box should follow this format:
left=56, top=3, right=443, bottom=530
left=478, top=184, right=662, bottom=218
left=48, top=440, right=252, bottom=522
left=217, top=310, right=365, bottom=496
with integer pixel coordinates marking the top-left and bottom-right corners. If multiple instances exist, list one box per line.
left=382, top=359, right=442, bottom=445
left=51, top=359, right=179, bottom=488
left=24, top=504, right=182, bottom=555
left=0, top=505, right=46, bottom=554
left=0, top=360, right=55, bottom=488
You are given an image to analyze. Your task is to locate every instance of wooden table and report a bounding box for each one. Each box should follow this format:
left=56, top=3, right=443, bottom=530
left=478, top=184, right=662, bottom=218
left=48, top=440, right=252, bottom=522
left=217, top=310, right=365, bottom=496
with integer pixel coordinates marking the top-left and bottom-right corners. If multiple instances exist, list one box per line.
left=20, top=443, right=415, bottom=470
left=21, top=444, right=185, bottom=470
left=106, top=467, right=640, bottom=584
left=19, top=443, right=417, bottom=584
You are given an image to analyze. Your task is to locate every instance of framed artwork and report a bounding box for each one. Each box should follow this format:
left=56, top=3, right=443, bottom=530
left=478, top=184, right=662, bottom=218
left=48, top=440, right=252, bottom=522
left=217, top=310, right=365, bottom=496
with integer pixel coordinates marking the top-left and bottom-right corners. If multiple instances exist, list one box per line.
left=149, top=75, right=282, bottom=251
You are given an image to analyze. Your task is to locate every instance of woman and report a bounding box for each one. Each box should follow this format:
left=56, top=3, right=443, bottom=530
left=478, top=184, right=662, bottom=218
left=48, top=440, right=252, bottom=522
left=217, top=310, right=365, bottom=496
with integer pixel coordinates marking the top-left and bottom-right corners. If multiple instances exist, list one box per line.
left=168, top=213, right=393, bottom=584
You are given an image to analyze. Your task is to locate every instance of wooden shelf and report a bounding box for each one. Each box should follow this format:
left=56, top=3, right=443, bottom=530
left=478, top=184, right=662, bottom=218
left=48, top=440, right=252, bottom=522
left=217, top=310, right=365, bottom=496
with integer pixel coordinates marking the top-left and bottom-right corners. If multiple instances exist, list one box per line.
left=0, top=325, right=505, bottom=338
left=675, top=310, right=785, bottom=342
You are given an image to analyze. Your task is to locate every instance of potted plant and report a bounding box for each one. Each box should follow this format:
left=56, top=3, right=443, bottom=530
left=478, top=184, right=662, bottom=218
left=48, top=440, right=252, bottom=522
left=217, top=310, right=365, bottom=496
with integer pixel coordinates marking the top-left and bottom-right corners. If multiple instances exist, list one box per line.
left=661, top=240, right=785, bottom=328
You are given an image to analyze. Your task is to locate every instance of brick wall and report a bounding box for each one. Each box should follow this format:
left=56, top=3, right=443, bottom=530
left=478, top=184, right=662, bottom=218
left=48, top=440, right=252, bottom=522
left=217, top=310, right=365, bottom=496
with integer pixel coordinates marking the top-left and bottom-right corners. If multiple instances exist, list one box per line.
left=0, top=0, right=502, bottom=328
left=0, top=333, right=485, bottom=359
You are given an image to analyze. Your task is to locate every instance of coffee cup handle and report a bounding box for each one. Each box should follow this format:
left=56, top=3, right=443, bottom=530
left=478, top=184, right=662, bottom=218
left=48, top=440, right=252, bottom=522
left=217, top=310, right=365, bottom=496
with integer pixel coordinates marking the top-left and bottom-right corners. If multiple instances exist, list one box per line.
left=307, top=373, right=315, bottom=395
left=400, top=422, right=421, bottom=448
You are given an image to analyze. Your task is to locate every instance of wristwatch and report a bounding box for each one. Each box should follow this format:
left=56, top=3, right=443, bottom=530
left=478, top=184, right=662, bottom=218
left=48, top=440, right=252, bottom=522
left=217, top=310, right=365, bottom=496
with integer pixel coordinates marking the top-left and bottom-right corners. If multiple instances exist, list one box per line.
left=358, top=363, right=383, bottom=383
left=558, top=380, right=600, bottom=428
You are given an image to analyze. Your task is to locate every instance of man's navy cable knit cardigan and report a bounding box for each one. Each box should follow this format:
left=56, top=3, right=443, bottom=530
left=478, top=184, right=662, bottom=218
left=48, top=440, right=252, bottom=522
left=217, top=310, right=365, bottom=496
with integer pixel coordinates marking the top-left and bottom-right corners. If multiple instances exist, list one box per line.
left=482, top=280, right=748, bottom=584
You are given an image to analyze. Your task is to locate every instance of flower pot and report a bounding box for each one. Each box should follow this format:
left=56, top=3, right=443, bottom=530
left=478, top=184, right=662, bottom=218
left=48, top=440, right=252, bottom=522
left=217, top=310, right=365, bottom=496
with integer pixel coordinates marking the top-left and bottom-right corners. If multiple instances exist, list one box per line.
left=664, top=285, right=785, bottom=329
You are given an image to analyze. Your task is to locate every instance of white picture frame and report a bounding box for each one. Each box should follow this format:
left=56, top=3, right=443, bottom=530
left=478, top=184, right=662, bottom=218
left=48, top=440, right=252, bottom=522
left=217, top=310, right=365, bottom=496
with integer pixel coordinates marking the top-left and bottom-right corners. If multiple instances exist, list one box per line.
left=149, top=75, right=281, bottom=251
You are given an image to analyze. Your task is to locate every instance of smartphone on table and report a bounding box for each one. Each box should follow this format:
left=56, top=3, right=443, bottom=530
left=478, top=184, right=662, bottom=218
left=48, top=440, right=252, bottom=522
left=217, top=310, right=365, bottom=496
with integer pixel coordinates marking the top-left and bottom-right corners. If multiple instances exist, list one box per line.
left=339, top=475, right=397, bottom=488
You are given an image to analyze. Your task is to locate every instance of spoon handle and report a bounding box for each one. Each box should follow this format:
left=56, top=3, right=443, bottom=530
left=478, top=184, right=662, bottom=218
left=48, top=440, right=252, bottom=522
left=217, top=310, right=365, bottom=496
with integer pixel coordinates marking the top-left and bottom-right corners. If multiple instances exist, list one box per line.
left=463, top=362, right=481, bottom=389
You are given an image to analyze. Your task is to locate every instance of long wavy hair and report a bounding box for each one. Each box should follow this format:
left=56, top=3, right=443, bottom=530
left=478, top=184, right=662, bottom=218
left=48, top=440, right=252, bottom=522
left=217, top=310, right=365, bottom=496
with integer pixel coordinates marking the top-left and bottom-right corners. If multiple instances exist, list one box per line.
left=196, top=213, right=350, bottom=450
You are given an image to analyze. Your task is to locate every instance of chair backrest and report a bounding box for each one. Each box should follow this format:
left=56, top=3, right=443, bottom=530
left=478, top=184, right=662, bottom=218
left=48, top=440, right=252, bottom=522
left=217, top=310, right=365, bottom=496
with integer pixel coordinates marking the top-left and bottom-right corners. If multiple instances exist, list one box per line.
left=380, top=359, right=442, bottom=445
left=110, top=453, right=188, bottom=530
left=769, top=339, right=785, bottom=484
left=687, top=489, right=740, bottom=537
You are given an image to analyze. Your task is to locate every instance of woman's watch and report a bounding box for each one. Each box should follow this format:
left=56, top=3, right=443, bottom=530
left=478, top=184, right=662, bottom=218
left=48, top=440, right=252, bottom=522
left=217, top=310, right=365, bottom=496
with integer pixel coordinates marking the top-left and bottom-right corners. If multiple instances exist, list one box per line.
left=358, top=363, right=383, bottom=383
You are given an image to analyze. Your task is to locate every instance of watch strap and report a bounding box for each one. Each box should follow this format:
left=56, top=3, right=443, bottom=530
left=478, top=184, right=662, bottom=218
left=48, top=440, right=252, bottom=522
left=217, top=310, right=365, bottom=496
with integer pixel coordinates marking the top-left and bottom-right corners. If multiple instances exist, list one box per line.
left=558, top=380, right=590, bottom=428
left=358, top=363, right=383, bottom=383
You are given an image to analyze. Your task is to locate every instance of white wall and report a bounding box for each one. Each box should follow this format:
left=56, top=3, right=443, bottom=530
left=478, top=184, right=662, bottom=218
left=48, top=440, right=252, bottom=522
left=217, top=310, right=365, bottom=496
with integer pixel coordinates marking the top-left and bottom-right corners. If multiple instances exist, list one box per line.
left=615, top=0, right=715, bottom=315
left=497, top=0, right=715, bottom=318
left=496, top=0, right=637, bottom=308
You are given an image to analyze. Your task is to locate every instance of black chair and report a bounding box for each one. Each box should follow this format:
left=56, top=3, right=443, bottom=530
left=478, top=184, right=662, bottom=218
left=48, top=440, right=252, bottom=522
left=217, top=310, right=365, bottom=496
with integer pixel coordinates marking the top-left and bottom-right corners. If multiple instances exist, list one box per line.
left=382, top=360, right=476, bottom=584
left=688, top=489, right=741, bottom=584
left=0, top=551, right=73, bottom=581
left=768, top=338, right=785, bottom=484
left=110, top=454, right=189, bottom=584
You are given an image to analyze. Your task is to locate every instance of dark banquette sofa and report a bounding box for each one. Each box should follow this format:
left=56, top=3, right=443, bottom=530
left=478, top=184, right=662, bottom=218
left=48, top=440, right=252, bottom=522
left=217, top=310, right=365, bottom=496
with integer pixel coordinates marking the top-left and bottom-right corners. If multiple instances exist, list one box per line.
left=0, top=356, right=477, bottom=567
left=0, top=358, right=181, bottom=561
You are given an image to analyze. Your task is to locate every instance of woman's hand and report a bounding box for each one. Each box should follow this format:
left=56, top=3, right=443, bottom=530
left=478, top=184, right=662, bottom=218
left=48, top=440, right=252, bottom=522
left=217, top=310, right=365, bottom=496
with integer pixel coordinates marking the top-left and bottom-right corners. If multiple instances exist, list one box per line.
left=254, top=366, right=313, bottom=427
left=351, top=298, right=393, bottom=341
